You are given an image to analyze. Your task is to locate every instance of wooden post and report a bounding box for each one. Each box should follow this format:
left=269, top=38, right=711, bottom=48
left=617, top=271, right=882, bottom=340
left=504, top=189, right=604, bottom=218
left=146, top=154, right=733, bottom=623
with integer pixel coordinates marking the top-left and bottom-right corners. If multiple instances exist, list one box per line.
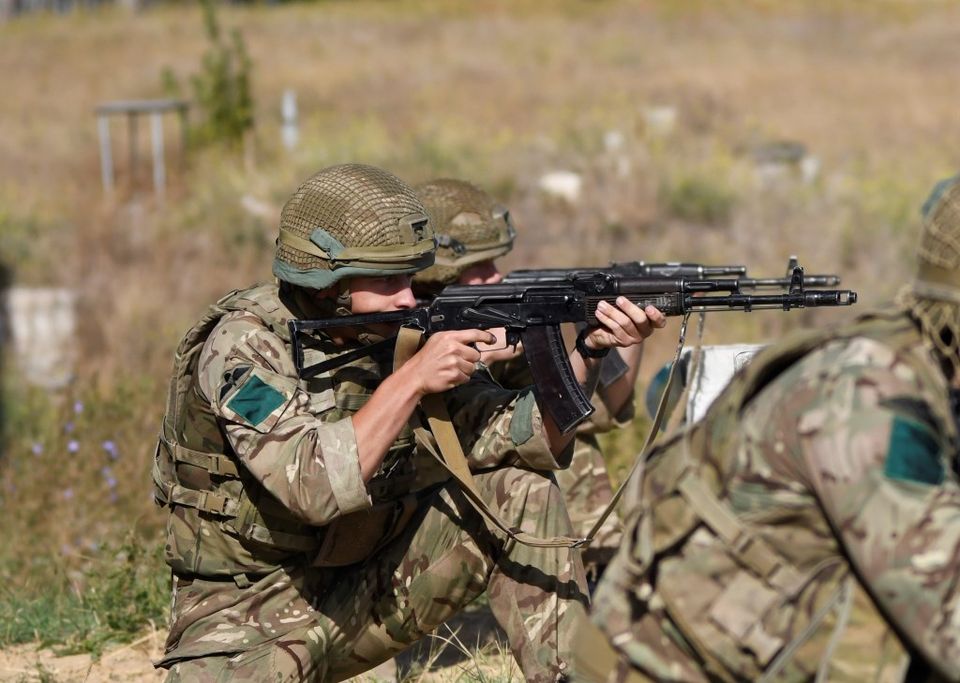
left=127, top=111, right=138, bottom=190
left=97, top=114, right=114, bottom=197
left=150, top=111, right=166, bottom=200
left=178, top=103, right=188, bottom=169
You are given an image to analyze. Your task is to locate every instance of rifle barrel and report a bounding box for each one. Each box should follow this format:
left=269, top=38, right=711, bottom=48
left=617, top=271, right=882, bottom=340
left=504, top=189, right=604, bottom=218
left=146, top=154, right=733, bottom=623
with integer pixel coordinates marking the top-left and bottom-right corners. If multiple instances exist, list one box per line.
left=739, top=274, right=840, bottom=288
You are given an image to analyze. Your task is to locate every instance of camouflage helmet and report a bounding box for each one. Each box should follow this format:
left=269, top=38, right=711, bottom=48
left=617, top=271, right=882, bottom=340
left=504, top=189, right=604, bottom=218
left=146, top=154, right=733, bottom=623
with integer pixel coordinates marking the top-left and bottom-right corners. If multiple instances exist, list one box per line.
left=412, top=179, right=516, bottom=289
left=896, top=174, right=960, bottom=373
left=273, top=164, right=435, bottom=289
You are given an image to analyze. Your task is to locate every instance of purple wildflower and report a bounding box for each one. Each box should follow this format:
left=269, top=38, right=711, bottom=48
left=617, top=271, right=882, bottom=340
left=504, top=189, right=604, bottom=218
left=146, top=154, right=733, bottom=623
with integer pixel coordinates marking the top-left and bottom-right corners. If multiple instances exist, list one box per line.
left=67, top=440, right=80, bottom=453
left=31, top=442, right=43, bottom=456
left=63, top=488, right=74, bottom=500
left=101, top=467, right=117, bottom=489
left=101, top=440, right=119, bottom=460
left=64, top=421, right=75, bottom=434
left=73, top=401, right=84, bottom=415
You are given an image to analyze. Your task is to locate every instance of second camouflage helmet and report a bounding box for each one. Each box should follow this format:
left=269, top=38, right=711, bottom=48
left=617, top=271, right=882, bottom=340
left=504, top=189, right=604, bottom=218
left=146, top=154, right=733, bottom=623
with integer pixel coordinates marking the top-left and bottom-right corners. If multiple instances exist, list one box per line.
left=273, top=164, right=435, bottom=289
left=897, top=173, right=960, bottom=372
left=412, top=178, right=516, bottom=288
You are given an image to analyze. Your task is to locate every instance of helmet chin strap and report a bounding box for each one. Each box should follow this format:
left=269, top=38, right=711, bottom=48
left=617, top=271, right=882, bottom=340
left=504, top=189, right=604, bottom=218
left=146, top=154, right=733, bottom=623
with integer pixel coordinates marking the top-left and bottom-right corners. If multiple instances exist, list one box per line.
left=336, top=280, right=386, bottom=346
left=335, top=280, right=352, bottom=317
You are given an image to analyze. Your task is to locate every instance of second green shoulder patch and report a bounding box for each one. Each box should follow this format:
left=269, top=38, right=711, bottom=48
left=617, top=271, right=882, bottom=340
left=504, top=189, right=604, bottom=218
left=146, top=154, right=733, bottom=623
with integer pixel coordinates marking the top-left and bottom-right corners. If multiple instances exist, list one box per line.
left=884, top=415, right=944, bottom=486
left=509, top=390, right=537, bottom=446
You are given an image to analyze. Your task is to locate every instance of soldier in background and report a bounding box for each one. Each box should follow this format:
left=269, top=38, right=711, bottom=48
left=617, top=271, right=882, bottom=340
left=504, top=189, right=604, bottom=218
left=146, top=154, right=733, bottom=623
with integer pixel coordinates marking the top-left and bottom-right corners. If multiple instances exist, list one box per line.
left=152, top=164, right=663, bottom=682
left=574, top=175, right=960, bottom=682
left=412, top=178, right=644, bottom=587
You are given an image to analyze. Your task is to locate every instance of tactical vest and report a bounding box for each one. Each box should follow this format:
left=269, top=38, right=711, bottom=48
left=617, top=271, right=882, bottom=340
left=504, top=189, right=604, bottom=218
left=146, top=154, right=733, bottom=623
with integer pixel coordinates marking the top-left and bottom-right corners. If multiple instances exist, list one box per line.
left=152, top=284, right=424, bottom=580
left=599, top=311, right=957, bottom=682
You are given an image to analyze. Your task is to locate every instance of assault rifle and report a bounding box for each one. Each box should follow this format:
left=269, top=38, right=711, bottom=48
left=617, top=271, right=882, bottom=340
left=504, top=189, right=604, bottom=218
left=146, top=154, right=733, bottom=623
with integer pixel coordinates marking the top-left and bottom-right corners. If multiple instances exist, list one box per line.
left=505, top=261, right=746, bottom=282
left=503, top=256, right=840, bottom=288
left=289, top=264, right=856, bottom=434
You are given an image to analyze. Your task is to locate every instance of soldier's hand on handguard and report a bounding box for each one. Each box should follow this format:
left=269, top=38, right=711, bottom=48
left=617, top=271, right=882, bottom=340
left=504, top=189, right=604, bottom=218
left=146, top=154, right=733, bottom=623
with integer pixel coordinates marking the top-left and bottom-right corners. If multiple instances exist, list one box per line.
left=405, top=329, right=497, bottom=395
left=581, top=297, right=667, bottom=352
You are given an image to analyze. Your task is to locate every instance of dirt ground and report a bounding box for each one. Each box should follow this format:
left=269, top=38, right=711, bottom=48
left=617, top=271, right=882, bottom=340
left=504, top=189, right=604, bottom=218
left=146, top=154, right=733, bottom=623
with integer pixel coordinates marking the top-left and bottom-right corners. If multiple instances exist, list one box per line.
left=0, top=608, right=514, bottom=683
left=0, top=630, right=166, bottom=683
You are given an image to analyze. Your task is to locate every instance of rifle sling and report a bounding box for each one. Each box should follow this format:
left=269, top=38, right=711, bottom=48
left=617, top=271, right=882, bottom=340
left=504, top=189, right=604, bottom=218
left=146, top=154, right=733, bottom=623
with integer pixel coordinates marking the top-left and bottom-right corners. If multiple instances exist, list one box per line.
left=393, top=326, right=589, bottom=549
left=302, top=335, right=397, bottom=379
left=581, top=313, right=691, bottom=543
left=392, top=317, right=689, bottom=551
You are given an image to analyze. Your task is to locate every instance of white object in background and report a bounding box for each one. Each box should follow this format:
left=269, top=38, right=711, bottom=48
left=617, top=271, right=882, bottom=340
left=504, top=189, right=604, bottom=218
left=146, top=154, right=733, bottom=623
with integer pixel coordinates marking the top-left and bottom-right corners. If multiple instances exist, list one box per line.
left=4, top=287, right=77, bottom=390
left=281, top=89, right=299, bottom=151
left=685, top=344, right=765, bottom=424
left=643, top=106, right=677, bottom=137
left=537, top=171, right=582, bottom=203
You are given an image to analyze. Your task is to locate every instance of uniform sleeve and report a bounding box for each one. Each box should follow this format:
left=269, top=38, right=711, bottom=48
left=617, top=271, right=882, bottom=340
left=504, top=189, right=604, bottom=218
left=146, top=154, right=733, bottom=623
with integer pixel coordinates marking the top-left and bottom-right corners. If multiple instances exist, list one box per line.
left=781, top=338, right=960, bottom=680
left=197, top=312, right=371, bottom=526
left=444, top=370, right=571, bottom=471
left=576, top=384, right=637, bottom=435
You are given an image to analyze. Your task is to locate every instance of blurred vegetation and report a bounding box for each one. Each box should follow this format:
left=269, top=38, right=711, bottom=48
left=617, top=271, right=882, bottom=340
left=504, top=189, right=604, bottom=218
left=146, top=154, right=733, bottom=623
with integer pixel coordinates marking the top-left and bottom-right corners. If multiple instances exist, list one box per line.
left=0, top=0, right=958, bottom=670
left=162, top=0, right=253, bottom=148
left=0, top=534, right=167, bottom=657
left=659, top=169, right=737, bottom=226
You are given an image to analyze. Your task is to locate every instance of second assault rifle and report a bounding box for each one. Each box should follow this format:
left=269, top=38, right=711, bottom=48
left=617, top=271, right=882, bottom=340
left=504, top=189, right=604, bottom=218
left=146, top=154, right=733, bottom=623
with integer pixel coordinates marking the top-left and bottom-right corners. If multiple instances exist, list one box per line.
left=503, top=256, right=842, bottom=289
left=289, top=264, right=857, bottom=434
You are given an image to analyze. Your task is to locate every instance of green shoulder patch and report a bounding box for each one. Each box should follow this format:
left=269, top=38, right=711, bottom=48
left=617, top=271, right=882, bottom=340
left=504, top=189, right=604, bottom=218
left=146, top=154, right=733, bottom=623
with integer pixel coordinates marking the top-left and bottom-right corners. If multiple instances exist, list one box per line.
left=509, top=390, right=537, bottom=446
left=884, top=415, right=944, bottom=486
left=226, top=374, right=287, bottom=428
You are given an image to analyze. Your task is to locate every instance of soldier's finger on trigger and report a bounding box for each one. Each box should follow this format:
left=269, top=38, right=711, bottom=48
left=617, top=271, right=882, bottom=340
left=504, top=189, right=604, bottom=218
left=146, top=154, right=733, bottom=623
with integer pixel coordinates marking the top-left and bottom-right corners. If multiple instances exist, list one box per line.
left=453, top=328, right=497, bottom=345
left=461, top=344, right=482, bottom=364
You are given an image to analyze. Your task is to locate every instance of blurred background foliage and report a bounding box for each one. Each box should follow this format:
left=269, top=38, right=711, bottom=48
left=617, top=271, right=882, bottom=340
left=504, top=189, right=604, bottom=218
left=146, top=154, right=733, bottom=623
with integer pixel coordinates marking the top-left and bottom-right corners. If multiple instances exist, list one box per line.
left=1, top=0, right=959, bottom=660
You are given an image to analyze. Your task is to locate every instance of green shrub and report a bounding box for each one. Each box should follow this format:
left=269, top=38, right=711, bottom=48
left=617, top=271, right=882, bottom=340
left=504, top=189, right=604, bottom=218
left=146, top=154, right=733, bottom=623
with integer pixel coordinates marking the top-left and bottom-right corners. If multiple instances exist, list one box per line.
left=165, top=0, right=254, bottom=148
left=659, top=171, right=737, bottom=226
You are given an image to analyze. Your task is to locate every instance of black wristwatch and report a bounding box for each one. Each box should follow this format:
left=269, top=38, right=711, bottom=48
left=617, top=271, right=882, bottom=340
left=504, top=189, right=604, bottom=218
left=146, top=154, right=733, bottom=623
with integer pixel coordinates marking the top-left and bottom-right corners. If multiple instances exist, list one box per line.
left=576, top=329, right=610, bottom=359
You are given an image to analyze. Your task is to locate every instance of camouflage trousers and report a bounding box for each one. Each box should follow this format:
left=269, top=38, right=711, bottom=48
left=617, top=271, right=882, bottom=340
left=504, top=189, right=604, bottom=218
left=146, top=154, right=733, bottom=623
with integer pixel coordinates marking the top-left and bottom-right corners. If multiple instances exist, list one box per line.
left=160, top=466, right=589, bottom=682
left=553, top=434, right=621, bottom=578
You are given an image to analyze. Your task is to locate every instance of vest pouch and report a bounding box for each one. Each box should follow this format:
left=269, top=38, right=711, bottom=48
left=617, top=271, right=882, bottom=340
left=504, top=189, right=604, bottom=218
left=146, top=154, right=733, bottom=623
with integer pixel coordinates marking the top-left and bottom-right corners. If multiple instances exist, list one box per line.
left=152, top=434, right=177, bottom=505
left=657, top=542, right=790, bottom=680
left=313, top=494, right=419, bottom=568
left=639, top=423, right=713, bottom=556
left=230, top=481, right=322, bottom=556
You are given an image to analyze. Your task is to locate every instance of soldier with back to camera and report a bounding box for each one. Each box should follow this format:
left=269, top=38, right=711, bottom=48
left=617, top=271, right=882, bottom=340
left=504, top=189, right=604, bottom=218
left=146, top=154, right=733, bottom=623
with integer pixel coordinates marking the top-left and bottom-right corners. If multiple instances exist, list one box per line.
left=152, top=163, right=664, bottom=682
left=574, top=175, right=960, bottom=682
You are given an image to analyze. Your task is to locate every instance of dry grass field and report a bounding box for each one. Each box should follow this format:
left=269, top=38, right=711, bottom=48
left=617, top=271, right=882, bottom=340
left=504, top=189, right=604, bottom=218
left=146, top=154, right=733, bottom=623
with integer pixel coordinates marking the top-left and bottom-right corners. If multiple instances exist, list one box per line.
left=1, top=0, right=959, bottom=679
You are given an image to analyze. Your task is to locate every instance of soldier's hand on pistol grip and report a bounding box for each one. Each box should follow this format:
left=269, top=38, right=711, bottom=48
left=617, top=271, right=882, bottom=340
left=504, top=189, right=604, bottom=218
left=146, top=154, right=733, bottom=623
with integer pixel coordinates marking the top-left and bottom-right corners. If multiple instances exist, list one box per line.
left=406, top=329, right=497, bottom=395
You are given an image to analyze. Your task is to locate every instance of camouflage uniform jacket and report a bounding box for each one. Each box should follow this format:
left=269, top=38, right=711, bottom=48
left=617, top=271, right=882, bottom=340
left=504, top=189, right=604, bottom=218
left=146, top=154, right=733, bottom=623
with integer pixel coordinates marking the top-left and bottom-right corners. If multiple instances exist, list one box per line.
left=588, top=310, right=960, bottom=682
left=153, top=283, right=563, bottom=653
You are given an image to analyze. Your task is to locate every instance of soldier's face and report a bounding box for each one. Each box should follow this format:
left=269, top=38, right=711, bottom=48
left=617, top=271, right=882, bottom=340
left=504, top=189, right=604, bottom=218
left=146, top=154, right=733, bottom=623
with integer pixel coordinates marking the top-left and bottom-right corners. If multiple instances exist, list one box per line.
left=349, top=274, right=417, bottom=313
left=458, top=260, right=502, bottom=285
